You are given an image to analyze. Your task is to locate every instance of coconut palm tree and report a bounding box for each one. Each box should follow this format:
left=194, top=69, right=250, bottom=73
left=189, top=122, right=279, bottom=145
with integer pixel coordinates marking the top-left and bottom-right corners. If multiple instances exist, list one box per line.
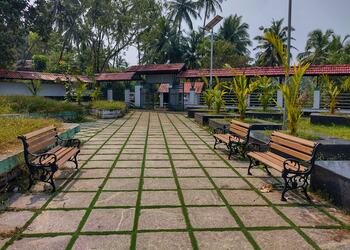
left=183, top=31, right=204, bottom=69
left=218, top=14, right=251, bottom=56
left=167, top=0, right=199, bottom=33
left=297, top=29, right=334, bottom=64
left=254, top=19, right=294, bottom=66
left=197, top=0, right=225, bottom=28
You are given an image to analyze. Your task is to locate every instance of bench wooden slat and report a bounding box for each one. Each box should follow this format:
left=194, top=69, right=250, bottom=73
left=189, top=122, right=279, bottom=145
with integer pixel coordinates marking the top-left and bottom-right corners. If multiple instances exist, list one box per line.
left=230, top=124, right=248, bottom=135
left=270, top=142, right=312, bottom=162
left=272, top=131, right=316, bottom=147
left=28, top=137, right=57, bottom=153
left=27, top=131, right=57, bottom=146
left=252, top=152, right=306, bottom=172
left=56, top=148, right=79, bottom=166
left=271, top=136, right=314, bottom=155
left=231, top=120, right=250, bottom=128
left=24, top=125, right=56, bottom=140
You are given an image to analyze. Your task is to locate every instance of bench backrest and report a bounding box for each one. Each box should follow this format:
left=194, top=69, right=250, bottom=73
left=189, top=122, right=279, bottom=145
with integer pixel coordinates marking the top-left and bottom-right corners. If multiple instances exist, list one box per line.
left=229, top=120, right=251, bottom=141
left=270, top=131, right=318, bottom=163
left=18, top=125, right=58, bottom=154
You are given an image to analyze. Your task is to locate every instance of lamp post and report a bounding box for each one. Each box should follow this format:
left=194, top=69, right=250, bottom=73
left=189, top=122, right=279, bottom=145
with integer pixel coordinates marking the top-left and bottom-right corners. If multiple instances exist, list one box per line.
left=204, top=15, right=223, bottom=86
left=283, top=0, right=293, bottom=128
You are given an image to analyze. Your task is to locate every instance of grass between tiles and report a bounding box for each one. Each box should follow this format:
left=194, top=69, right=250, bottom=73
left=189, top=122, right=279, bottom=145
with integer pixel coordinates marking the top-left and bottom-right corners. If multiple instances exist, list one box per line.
left=157, top=112, right=199, bottom=250
left=2, top=112, right=135, bottom=250
left=180, top=113, right=350, bottom=244
left=65, top=112, right=143, bottom=249
left=129, top=112, right=150, bottom=250
left=164, top=113, right=261, bottom=250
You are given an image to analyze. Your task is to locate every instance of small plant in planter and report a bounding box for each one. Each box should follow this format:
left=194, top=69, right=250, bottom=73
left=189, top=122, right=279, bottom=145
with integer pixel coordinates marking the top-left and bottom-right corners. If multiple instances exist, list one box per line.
left=256, top=76, right=277, bottom=112
left=321, top=75, right=350, bottom=114
left=225, top=73, right=258, bottom=121
left=202, top=76, right=226, bottom=113
left=75, top=83, right=87, bottom=105
left=212, top=87, right=226, bottom=114
left=91, top=101, right=127, bottom=119
left=265, top=32, right=310, bottom=135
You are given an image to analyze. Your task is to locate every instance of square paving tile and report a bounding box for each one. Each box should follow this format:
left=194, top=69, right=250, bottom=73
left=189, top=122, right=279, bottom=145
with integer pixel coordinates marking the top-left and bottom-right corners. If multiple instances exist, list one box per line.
left=303, top=228, right=350, bottom=250
left=47, top=192, right=95, bottom=209
left=115, top=161, right=142, bottom=168
left=279, top=207, right=339, bottom=227
left=82, top=208, right=134, bottom=232
left=205, top=168, right=237, bottom=177
left=136, top=232, right=192, bottom=249
left=8, top=236, right=71, bottom=250
left=0, top=211, right=34, bottom=234
left=110, top=168, right=141, bottom=177
left=72, top=235, right=130, bottom=250
left=145, top=160, right=172, bottom=168
left=95, top=192, right=137, bottom=207
left=119, top=154, right=144, bottom=160
left=176, top=168, right=205, bottom=177
left=63, top=179, right=103, bottom=191
left=173, top=160, right=200, bottom=168
left=143, top=178, right=177, bottom=190
left=25, top=210, right=84, bottom=233
left=138, top=208, right=186, bottom=230
left=195, top=231, right=253, bottom=250
left=213, top=178, right=251, bottom=190
left=97, top=148, right=121, bottom=155
left=144, top=168, right=173, bottom=177
left=6, top=193, right=49, bottom=209
left=222, top=190, right=267, bottom=205
left=104, top=178, right=139, bottom=191
left=84, top=161, right=113, bottom=169
left=146, top=154, right=169, bottom=160
left=75, top=169, right=109, bottom=178
left=188, top=207, right=238, bottom=228
left=182, top=190, right=224, bottom=205
left=90, top=154, right=117, bottom=161
left=234, top=206, right=289, bottom=227
left=141, top=191, right=180, bottom=206
left=171, top=154, right=195, bottom=160
left=200, top=161, right=228, bottom=168
left=178, top=177, right=213, bottom=189
left=251, top=230, right=313, bottom=250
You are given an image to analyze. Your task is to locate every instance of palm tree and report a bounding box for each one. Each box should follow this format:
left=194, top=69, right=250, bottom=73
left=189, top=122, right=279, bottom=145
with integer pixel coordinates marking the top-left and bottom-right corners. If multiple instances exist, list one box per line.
left=325, top=34, right=350, bottom=64
left=297, top=29, right=334, bottom=64
left=197, top=0, right=224, bottom=28
left=254, top=19, right=295, bottom=66
left=167, top=0, right=199, bottom=33
left=218, top=14, right=251, bottom=56
left=183, top=31, right=204, bottom=69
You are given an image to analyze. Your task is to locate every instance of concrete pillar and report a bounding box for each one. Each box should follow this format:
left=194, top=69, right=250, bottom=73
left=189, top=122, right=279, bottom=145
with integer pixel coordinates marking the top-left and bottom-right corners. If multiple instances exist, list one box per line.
left=124, top=89, right=130, bottom=103
left=135, top=85, right=142, bottom=108
left=189, top=90, right=195, bottom=105
left=313, top=90, right=320, bottom=110
left=107, top=89, right=113, bottom=101
left=160, top=93, right=164, bottom=108
left=277, top=90, right=283, bottom=108
left=246, top=94, right=251, bottom=107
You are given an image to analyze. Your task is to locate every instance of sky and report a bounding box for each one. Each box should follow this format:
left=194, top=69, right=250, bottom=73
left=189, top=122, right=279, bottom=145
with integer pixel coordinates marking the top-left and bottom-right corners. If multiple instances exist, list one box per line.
left=125, top=0, right=350, bottom=66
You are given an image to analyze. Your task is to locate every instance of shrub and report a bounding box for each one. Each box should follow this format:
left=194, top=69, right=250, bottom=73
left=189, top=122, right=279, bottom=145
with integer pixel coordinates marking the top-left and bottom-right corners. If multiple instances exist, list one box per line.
left=91, top=101, right=127, bottom=112
left=256, top=76, right=276, bottom=112
left=32, top=55, right=48, bottom=72
left=0, top=96, right=83, bottom=114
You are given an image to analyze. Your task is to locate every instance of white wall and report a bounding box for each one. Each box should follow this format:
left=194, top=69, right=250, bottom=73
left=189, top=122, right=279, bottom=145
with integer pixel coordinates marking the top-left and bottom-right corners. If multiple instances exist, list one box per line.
left=0, top=82, right=66, bottom=97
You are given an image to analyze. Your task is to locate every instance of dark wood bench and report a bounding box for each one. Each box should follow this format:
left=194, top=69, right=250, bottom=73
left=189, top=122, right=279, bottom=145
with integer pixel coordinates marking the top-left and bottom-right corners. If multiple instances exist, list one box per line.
left=213, top=120, right=252, bottom=159
left=18, top=125, right=80, bottom=192
left=247, top=131, right=320, bottom=201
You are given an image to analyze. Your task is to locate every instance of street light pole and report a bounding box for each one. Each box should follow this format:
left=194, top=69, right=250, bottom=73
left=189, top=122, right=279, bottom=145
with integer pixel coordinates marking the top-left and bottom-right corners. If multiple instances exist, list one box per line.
left=283, top=0, right=293, bottom=129
left=210, top=28, right=214, bottom=86
left=204, top=15, right=223, bottom=87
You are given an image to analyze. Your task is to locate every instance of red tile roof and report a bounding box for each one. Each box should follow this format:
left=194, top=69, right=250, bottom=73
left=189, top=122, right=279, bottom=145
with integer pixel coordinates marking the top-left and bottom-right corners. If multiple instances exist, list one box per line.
left=0, top=69, right=93, bottom=83
left=158, top=83, right=170, bottom=93
left=179, top=82, right=204, bottom=94
left=127, top=63, right=185, bottom=73
left=179, top=64, right=350, bottom=78
left=95, top=72, right=136, bottom=81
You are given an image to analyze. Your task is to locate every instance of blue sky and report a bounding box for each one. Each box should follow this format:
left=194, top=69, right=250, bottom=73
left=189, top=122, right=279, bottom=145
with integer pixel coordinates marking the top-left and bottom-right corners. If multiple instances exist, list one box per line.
left=125, top=0, right=350, bottom=65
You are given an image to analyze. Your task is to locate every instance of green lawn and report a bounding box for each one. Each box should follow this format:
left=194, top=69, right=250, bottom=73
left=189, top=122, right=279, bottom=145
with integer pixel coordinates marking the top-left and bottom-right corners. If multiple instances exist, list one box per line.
left=0, top=118, right=61, bottom=153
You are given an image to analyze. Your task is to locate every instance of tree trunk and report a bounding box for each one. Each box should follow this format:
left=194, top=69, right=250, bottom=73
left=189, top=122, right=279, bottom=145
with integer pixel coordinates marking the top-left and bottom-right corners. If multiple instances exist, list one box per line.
left=203, top=4, right=208, bottom=28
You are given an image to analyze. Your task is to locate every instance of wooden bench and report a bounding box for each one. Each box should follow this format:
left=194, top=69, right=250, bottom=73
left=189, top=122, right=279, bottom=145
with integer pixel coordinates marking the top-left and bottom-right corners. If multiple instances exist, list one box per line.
left=213, top=120, right=252, bottom=159
left=247, top=131, right=320, bottom=201
left=18, top=125, right=81, bottom=192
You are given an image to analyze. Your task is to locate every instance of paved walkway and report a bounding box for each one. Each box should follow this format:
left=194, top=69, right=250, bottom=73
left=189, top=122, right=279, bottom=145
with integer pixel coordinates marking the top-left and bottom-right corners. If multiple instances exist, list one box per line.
left=1, top=111, right=350, bottom=249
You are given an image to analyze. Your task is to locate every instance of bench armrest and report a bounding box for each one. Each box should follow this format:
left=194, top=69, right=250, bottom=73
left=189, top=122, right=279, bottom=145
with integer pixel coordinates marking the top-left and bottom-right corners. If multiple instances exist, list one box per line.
left=31, top=152, right=58, bottom=166
left=56, top=136, right=81, bottom=148
left=283, top=158, right=310, bottom=173
left=247, top=142, right=268, bottom=152
left=213, top=126, right=227, bottom=134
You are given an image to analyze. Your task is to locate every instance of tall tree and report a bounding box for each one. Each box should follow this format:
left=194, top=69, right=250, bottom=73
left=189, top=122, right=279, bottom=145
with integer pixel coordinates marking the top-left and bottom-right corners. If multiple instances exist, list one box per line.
left=197, top=0, right=224, bottom=28
left=183, top=31, right=204, bottom=69
left=297, top=29, right=334, bottom=64
left=167, top=0, right=199, bottom=33
left=254, top=19, right=294, bottom=66
left=218, top=14, right=251, bottom=56
left=0, top=0, right=31, bottom=69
